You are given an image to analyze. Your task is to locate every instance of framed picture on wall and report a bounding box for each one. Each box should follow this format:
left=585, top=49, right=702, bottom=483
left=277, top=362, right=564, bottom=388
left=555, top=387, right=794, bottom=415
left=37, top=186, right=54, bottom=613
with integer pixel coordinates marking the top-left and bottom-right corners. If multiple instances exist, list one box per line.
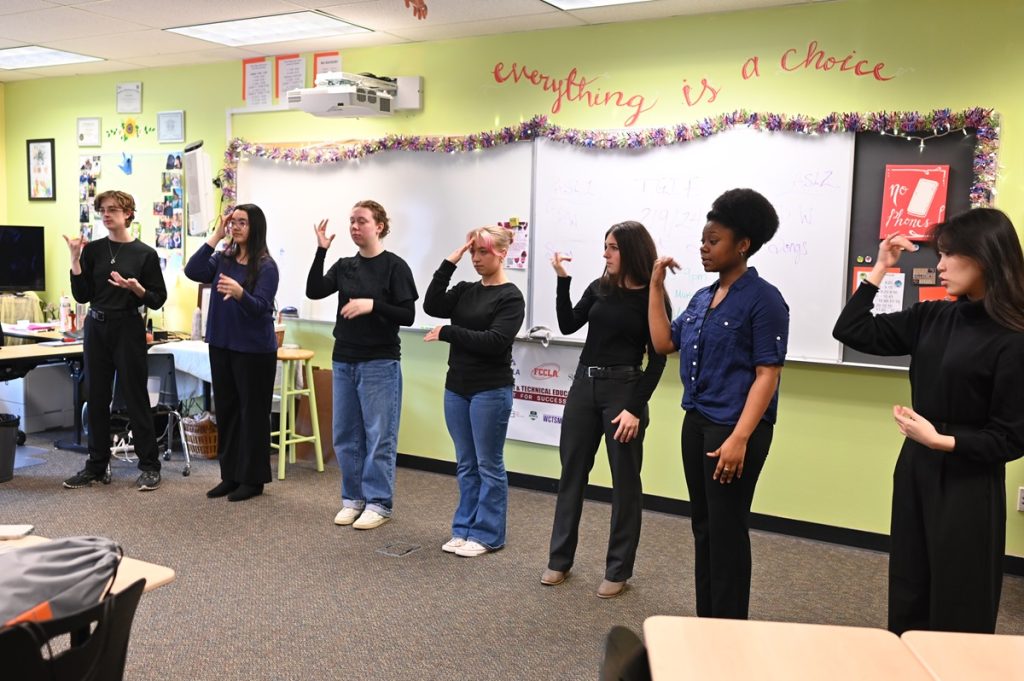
left=157, top=110, right=185, bottom=144
left=27, top=138, right=56, bottom=201
left=76, top=117, right=101, bottom=147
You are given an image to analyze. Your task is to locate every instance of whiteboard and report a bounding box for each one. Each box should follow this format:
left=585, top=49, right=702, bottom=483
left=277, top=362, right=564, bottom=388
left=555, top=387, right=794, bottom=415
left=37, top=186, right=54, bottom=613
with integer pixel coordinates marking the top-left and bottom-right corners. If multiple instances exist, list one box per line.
left=529, top=130, right=855, bottom=363
left=235, top=143, right=533, bottom=328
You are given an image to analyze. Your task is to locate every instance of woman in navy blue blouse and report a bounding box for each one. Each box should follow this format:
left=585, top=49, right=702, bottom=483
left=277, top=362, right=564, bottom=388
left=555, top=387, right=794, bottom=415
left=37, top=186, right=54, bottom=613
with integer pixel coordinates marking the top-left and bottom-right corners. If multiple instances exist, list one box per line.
left=648, top=188, right=789, bottom=619
left=185, top=204, right=280, bottom=502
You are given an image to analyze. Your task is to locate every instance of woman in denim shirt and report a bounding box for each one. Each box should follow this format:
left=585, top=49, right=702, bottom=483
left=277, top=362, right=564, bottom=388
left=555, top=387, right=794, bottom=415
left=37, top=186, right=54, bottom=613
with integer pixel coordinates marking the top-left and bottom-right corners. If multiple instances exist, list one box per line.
left=648, top=188, right=789, bottom=619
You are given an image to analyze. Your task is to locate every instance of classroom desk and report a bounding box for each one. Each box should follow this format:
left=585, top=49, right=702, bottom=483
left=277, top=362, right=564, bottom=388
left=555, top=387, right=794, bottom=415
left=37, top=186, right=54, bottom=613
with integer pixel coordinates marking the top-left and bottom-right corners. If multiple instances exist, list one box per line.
left=0, top=339, right=87, bottom=451
left=0, top=535, right=176, bottom=594
left=901, top=630, right=1024, bottom=681
left=643, top=616, right=934, bottom=681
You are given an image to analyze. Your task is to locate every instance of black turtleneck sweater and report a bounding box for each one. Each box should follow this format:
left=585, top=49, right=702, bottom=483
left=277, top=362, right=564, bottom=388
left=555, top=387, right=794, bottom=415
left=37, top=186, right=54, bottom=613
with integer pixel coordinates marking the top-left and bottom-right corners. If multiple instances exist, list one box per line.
left=833, top=282, right=1024, bottom=464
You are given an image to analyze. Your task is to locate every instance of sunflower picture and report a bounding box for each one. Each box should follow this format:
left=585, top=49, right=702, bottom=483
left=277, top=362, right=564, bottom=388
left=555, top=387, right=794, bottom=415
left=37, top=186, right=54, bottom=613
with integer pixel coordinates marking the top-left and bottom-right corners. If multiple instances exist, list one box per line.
left=107, top=118, right=156, bottom=141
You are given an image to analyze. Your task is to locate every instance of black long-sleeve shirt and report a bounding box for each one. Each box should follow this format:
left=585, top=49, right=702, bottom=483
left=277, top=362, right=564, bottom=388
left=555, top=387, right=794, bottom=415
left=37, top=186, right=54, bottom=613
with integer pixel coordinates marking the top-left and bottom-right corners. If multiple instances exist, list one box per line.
left=305, top=247, right=418, bottom=362
left=557, top=276, right=667, bottom=417
left=833, top=282, right=1024, bottom=464
left=70, top=237, right=166, bottom=311
left=423, top=259, right=525, bottom=395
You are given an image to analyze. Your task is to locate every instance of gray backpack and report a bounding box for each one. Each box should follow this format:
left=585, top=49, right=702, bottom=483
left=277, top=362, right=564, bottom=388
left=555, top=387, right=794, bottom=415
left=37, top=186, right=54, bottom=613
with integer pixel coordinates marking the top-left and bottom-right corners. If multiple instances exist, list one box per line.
left=0, top=536, right=122, bottom=626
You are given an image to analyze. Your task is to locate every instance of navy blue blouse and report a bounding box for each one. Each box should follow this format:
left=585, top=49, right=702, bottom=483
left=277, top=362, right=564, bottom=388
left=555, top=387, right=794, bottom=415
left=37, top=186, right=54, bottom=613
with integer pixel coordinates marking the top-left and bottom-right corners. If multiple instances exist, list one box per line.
left=670, top=267, right=789, bottom=425
left=184, top=243, right=279, bottom=353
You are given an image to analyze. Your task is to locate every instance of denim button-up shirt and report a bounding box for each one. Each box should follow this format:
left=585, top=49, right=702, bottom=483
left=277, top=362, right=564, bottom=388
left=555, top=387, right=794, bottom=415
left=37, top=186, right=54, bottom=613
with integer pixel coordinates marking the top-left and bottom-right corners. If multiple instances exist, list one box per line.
left=670, top=267, right=789, bottom=425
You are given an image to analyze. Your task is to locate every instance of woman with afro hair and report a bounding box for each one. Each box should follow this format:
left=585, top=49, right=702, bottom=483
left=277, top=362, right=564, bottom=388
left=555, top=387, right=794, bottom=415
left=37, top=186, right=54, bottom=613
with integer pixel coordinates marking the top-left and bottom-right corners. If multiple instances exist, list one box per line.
left=648, top=188, right=790, bottom=619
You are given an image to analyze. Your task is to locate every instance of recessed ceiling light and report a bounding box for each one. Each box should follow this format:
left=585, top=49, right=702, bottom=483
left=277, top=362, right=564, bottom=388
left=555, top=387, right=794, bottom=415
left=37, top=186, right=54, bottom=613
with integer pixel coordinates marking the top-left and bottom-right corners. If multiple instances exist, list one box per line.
left=0, top=46, right=102, bottom=70
left=543, top=0, right=657, bottom=9
left=167, top=11, right=370, bottom=47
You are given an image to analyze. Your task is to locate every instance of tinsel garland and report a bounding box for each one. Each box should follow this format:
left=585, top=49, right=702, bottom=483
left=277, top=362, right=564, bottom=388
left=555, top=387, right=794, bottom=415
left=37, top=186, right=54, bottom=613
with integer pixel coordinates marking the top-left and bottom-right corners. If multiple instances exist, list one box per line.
left=220, top=108, right=998, bottom=208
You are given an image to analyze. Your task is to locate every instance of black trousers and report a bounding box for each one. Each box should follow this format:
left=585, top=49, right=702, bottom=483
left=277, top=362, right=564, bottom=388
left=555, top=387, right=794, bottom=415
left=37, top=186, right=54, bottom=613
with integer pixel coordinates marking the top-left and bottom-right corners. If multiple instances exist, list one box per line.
left=209, top=346, right=277, bottom=486
left=681, top=410, right=773, bottom=619
left=83, top=313, right=160, bottom=474
left=548, top=370, right=648, bottom=582
left=888, top=443, right=1005, bottom=634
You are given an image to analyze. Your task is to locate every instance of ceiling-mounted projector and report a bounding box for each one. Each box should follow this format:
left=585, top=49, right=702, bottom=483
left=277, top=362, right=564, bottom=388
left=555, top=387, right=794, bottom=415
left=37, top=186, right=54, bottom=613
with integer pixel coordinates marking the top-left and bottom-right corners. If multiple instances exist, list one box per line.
left=287, top=72, right=422, bottom=117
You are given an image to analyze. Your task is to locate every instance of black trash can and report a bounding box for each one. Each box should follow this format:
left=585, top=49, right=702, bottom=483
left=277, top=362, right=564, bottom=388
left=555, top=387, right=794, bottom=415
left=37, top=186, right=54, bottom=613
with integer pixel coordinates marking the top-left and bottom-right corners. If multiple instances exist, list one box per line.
left=0, top=413, right=19, bottom=483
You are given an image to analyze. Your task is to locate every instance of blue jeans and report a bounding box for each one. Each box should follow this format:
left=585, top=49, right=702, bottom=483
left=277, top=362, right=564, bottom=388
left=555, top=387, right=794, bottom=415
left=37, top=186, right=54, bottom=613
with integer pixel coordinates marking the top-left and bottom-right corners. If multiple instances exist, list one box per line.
left=444, top=386, right=513, bottom=549
left=333, top=360, right=402, bottom=516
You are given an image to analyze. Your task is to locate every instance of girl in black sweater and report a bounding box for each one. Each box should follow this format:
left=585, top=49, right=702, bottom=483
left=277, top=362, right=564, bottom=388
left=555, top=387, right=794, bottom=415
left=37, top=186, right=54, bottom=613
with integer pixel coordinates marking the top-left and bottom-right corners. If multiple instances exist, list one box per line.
left=833, top=208, right=1024, bottom=634
left=423, top=226, right=525, bottom=557
left=542, top=221, right=667, bottom=598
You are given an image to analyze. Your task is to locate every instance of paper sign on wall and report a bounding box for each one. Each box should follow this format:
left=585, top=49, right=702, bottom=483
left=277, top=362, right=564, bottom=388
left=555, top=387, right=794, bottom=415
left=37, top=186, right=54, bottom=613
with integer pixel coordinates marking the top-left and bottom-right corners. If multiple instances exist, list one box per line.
left=243, top=58, right=272, bottom=107
left=853, top=266, right=904, bottom=315
left=507, top=343, right=580, bottom=447
left=879, top=164, right=949, bottom=241
left=276, top=55, right=305, bottom=100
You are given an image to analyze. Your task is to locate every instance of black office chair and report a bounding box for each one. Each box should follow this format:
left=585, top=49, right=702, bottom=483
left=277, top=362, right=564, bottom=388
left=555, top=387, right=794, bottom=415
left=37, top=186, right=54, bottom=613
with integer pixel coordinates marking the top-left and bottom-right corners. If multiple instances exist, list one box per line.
left=0, top=578, right=146, bottom=681
left=83, top=353, right=191, bottom=478
left=599, top=625, right=652, bottom=681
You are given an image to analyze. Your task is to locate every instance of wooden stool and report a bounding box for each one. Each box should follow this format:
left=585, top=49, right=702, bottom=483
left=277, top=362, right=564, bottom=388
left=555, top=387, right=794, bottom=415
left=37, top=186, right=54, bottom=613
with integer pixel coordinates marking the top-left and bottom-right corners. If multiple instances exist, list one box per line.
left=271, top=348, right=324, bottom=480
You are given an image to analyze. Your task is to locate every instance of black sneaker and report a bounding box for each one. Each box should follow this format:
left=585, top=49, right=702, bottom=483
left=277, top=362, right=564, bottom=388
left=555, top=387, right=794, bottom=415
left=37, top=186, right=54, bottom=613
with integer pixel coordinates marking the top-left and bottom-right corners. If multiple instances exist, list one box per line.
left=136, top=470, right=161, bottom=491
left=63, top=469, right=104, bottom=489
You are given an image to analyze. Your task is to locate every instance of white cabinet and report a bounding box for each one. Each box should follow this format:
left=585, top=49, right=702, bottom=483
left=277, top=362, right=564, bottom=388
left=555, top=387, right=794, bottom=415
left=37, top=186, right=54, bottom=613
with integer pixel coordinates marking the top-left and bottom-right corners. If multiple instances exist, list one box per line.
left=0, top=364, right=74, bottom=432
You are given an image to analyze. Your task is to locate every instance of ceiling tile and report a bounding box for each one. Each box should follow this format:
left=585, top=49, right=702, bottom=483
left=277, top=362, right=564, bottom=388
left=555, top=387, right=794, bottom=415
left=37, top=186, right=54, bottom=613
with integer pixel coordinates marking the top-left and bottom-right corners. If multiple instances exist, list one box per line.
left=318, top=0, right=560, bottom=32
left=568, top=0, right=797, bottom=23
left=390, top=11, right=586, bottom=41
left=42, top=29, right=218, bottom=59
left=0, top=68, right=48, bottom=81
left=0, top=0, right=58, bottom=16
left=0, top=6, right=150, bottom=43
left=236, top=31, right=408, bottom=56
left=125, top=47, right=266, bottom=68
left=20, top=57, right=145, bottom=76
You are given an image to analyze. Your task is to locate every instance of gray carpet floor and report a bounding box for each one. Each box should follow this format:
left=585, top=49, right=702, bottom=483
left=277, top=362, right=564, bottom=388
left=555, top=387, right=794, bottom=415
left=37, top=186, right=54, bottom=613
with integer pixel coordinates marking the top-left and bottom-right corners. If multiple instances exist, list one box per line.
left=3, top=430, right=1023, bottom=680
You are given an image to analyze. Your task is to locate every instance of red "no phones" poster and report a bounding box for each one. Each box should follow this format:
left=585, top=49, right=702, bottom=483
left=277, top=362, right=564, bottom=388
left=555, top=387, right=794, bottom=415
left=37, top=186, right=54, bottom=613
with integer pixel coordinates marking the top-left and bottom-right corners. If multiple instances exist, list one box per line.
left=879, top=164, right=949, bottom=241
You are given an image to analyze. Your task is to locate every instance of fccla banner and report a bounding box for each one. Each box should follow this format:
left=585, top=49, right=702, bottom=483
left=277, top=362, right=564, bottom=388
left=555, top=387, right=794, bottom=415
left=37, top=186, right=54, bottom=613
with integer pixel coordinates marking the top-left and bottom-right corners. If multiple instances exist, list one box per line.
left=508, top=343, right=580, bottom=447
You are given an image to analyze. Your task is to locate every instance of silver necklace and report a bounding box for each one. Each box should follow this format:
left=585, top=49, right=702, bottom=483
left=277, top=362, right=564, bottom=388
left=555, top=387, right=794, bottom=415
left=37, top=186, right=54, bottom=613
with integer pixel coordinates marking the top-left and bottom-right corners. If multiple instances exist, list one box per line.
left=107, top=239, right=125, bottom=265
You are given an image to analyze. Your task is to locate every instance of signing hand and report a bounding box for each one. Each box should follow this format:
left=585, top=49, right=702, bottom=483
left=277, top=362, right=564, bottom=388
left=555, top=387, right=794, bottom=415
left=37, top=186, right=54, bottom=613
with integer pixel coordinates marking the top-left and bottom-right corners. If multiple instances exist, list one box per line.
left=877, top=233, right=918, bottom=268
left=652, top=256, right=680, bottom=288
left=314, top=219, right=335, bottom=250
left=708, top=435, right=747, bottom=484
left=64, top=234, right=88, bottom=261
left=551, top=252, right=572, bottom=278
left=423, top=325, right=443, bottom=342
left=446, top=239, right=474, bottom=264
left=405, top=0, right=427, bottom=20
left=893, top=405, right=951, bottom=450
left=108, top=271, right=145, bottom=297
left=340, top=298, right=374, bottom=319
left=216, top=273, right=243, bottom=301
left=611, top=409, right=640, bottom=443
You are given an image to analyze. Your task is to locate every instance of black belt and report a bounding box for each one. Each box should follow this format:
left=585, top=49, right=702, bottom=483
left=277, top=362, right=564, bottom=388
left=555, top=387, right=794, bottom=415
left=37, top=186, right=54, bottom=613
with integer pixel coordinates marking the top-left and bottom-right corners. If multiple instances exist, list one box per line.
left=579, top=364, right=642, bottom=379
left=88, top=308, right=140, bottom=322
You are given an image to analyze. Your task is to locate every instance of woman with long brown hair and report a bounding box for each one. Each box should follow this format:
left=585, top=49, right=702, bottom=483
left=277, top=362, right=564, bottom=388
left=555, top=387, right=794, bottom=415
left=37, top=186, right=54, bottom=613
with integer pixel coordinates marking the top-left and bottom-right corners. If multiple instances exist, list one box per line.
left=833, top=207, right=1024, bottom=634
left=542, top=221, right=668, bottom=599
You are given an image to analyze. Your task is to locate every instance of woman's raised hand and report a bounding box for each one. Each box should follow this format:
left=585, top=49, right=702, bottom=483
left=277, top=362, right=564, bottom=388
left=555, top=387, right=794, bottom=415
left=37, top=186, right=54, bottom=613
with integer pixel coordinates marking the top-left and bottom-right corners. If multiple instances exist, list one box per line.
left=314, top=219, right=335, bottom=249
left=877, top=233, right=918, bottom=268
left=651, top=256, right=680, bottom=288
left=446, top=239, right=474, bottom=264
left=551, top=251, right=572, bottom=278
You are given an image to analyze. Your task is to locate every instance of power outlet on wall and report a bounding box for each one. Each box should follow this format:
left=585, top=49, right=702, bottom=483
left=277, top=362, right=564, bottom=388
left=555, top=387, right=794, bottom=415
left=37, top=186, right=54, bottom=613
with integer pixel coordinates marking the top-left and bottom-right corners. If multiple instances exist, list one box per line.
left=1018, top=487, right=1024, bottom=512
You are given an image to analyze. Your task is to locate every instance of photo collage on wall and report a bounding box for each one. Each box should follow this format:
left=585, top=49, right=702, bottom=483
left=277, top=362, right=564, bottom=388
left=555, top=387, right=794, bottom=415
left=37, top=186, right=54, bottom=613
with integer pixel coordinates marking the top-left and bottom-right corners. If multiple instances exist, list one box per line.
left=78, top=155, right=101, bottom=239
left=154, top=152, right=184, bottom=270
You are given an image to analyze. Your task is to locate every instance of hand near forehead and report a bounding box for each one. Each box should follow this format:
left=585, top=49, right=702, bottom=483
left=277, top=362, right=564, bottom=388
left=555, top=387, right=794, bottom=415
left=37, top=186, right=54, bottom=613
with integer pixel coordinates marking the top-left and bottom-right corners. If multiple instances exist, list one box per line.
left=877, top=233, right=918, bottom=268
left=445, top=239, right=474, bottom=264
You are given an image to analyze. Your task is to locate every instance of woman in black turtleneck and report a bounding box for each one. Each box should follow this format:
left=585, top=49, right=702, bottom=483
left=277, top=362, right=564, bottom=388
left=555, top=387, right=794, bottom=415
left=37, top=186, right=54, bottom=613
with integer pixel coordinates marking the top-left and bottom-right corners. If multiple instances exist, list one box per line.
left=541, top=221, right=668, bottom=599
left=833, top=208, right=1024, bottom=635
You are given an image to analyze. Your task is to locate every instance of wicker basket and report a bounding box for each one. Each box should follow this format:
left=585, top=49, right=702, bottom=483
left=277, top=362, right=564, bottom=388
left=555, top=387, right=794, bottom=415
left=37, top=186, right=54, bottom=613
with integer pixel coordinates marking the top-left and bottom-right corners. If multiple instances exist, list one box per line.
left=183, top=413, right=218, bottom=459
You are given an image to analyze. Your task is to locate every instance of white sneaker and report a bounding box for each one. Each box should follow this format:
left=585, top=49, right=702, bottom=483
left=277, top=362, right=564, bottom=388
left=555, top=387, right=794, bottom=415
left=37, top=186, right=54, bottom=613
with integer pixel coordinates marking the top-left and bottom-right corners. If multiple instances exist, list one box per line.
left=334, top=507, right=362, bottom=526
left=442, top=537, right=466, bottom=553
left=454, top=540, right=491, bottom=557
left=353, top=509, right=390, bottom=530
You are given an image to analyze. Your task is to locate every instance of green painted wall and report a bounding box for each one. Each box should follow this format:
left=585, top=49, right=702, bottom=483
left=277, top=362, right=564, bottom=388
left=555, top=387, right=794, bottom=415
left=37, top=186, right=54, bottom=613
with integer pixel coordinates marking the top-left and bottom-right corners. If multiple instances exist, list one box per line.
left=0, top=82, right=6, bottom=222
left=4, top=0, right=1023, bottom=553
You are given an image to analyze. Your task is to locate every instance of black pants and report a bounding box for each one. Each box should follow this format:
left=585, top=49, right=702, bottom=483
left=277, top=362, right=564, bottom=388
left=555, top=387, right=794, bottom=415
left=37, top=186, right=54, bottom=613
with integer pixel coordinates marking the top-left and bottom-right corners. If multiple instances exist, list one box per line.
left=83, top=313, right=160, bottom=474
left=548, top=369, right=647, bottom=582
left=681, top=410, right=773, bottom=619
left=888, top=443, right=1005, bottom=634
left=209, top=346, right=277, bottom=486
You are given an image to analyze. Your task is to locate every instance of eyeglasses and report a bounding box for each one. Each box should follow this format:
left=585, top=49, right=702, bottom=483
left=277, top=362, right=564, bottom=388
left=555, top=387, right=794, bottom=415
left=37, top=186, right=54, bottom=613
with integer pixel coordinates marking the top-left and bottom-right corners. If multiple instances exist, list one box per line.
left=226, top=219, right=249, bottom=228
left=95, top=207, right=124, bottom=215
